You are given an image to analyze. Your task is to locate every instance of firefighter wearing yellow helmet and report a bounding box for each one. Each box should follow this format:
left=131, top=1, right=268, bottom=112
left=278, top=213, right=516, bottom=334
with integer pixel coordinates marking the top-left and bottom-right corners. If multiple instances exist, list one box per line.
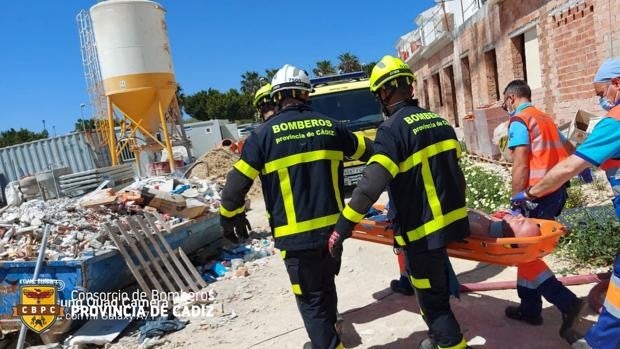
left=253, top=83, right=277, bottom=120
left=220, top=64, right=373, bottom=349
left=328, top=55, right=471, bottom=349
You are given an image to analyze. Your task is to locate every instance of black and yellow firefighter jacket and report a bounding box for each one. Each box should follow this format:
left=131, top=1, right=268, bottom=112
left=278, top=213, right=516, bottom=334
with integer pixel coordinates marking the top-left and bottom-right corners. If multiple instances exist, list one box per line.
left=334, top=101, right=470, bottom=253
left=220, top=104, right=373, bottom=251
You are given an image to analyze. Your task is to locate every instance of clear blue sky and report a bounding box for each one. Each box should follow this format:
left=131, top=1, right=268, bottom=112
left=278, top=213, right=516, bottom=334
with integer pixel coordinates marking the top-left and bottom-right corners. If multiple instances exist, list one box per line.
left=0, top=0, right=434, bottom=135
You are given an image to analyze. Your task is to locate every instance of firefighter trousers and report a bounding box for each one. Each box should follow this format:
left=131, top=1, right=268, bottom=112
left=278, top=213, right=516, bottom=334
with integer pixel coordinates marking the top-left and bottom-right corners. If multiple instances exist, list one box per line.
left=405, top=247, right=466, bottom=349
left=283, top=247, right=342, bottom=349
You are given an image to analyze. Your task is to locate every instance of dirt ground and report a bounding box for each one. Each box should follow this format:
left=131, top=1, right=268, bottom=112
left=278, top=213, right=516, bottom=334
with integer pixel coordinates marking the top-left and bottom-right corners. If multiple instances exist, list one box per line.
left=106, top=194, right=603, bottom=349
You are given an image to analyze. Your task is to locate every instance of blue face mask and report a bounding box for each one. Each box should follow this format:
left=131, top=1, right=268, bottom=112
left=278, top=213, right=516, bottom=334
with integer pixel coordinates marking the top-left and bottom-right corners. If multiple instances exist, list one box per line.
left=599, top=96, right=615, bottom=111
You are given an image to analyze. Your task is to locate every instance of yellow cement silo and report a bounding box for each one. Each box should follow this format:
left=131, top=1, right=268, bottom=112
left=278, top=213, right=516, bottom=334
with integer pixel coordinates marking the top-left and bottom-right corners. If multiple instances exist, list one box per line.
left=90, top=0, right=178, bottom=171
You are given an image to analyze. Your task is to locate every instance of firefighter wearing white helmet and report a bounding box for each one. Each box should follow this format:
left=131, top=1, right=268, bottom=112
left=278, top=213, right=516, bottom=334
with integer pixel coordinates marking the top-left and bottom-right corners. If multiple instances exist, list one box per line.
left=328, top=55, right=471, bottom=349
left=270, top=64, right=313, bottom=105
left=220, top=64, right=373, bottom=349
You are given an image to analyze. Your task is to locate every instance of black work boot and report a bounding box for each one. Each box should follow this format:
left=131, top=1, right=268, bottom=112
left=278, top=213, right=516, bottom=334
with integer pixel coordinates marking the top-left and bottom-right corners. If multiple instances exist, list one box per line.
left=390, top=275, right=415, bottom=296
left=505, top=306, right=544, bottom=325
left=560, top=298, right=586, bottom=342
left=419, top=337, right=472, bottom=349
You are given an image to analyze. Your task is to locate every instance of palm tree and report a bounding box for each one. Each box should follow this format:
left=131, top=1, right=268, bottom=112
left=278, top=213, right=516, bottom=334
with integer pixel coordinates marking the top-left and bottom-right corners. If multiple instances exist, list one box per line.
left=313, top=60, right=337, bottom=77
left=337, top=53, right=362, bottom=73
left=240, top=71, right=262, bottom=96
left=362, top=61, right=376, bottom=77
left=264, top=68, right=278, bottom=82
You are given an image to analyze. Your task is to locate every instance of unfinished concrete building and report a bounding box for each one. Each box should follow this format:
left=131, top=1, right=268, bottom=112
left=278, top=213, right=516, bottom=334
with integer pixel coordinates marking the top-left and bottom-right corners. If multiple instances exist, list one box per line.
left=396, top=0, right=620, bottom=126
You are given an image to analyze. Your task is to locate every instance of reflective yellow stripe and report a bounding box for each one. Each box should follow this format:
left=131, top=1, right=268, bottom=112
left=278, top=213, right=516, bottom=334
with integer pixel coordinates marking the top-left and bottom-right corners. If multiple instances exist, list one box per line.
left=331, top=160, right=343, bottom=211
left=292, top=284, right=302, bottom=295
left=343, top=205, right=365, bottom=223
left=409, top=276, right=431, bottom=289
left=421, top=157, right=442, bottom=218
left=335, top=342, right=344, bottom=349
left=278, top=169, right=296, bottom=225
left=406, top=207, right=468, bottom=242
left=263, top=150, right=343, bottom=174
left=368, top=154, right=399, bottom=177
left=398, top=139, right=461, bottom=173
left=280, top=250, right=286, bottom=260
left=274, top=213, right=340, bottom=237
left=351, top=133, right=366, bottom=160
left=234, top=159, right=259, bottom=179
left=394, top=235, right=406, bottom=246
left=219, top=205, right=245, bottom=218
left=438, top=338, right=467, bottom=349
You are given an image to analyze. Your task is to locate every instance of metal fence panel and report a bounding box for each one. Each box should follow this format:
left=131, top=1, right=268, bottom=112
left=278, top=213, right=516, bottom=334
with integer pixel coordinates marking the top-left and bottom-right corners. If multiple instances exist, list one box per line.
left=0, top=132, right=103, bottom=182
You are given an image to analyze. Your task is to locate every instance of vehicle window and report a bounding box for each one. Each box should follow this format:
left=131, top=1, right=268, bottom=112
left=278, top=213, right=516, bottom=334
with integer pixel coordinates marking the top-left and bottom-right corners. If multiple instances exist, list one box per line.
left=310, top=88, right=383, bottom=130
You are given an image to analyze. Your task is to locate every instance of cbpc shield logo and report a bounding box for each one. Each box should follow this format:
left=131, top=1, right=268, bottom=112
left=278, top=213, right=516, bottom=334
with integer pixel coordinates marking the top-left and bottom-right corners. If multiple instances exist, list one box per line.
left=12, top=284, right=64, bottom=333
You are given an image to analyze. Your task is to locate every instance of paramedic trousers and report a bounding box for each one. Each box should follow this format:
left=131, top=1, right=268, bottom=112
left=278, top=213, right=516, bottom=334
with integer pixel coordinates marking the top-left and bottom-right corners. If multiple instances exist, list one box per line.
left=283, top=247, right=342, bottom=349
left=517, top=186, right=578, bottom=317
left=585, top=253, right=620, bottom=348
left=406, top=247, right=466, bottom=349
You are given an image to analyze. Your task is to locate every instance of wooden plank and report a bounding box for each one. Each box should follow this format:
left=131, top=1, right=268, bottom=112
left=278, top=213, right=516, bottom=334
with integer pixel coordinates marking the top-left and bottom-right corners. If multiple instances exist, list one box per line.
left=144, top=214, right=199, bottom=291
left=115, top=221, right=164, bottom=292
left=127, top=217, right=177, bottom=293
left=177, top=247, right=207, bottom=290
left=103, top=224, right=151, bottom=295
left=135, top=216, right=188, bottom=292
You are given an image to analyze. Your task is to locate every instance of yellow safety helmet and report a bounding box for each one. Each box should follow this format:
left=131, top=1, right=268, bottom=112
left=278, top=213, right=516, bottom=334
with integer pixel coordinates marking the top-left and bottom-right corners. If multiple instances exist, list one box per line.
left=369, top=55, right=416, bottom=93
left=253, top=83, right=273, bottom=107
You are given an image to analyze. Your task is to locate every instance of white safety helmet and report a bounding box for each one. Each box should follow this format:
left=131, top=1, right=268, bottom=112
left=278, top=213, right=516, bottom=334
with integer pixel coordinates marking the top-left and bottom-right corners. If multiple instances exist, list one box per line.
left=270, top=64, right=312, bottom=102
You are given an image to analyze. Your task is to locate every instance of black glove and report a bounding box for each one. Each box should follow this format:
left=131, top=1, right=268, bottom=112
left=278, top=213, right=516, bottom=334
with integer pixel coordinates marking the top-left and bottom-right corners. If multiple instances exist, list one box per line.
left=220, top=214, right=251, bottom=243
left=328, top=229, right=351, bottom=257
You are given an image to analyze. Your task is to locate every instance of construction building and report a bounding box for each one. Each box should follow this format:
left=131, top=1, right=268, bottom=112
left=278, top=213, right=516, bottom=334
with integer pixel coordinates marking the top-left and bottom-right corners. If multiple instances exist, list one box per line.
left=396, top=0, right=619, bottom=126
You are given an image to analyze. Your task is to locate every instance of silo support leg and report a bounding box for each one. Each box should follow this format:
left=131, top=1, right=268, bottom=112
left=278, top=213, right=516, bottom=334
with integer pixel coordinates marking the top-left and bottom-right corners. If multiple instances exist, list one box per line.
left=107, top=97, right=118, bottom=166
left=158, top=96, right=175, bottom=172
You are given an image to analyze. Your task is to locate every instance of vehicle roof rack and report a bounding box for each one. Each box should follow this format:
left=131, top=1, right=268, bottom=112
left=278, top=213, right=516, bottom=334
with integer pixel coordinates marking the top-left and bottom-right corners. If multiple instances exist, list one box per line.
left=311, top=71, right=368, bottom=87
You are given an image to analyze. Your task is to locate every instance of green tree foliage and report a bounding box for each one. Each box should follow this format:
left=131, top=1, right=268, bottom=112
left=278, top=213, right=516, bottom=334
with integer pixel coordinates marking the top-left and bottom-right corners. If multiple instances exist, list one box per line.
left=184, top=88, right=254, bottom=121
left=264, top=68, right=278, bottom=82
left=362, top=61, right=376, bottom=77
left=0, top=128, right=49, bottom=148
left=337, top=52, right=362, bottom=73
left=240, top=71, right=263, bottom=96
left=313, top=60, right=337, bottom=77
left=175, top=85, right=186, bottom=113
left=74, top=119, right=96, bottom=131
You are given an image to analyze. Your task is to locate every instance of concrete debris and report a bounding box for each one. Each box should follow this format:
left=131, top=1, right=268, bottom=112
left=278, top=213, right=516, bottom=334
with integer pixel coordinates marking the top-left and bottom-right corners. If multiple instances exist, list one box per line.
left=186, top=147, right=263, bottom=201
left=0, top=174, right=228, bottom=262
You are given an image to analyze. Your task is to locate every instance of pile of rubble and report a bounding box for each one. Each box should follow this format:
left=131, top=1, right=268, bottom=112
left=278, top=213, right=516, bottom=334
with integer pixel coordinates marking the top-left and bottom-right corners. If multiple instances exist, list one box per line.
left=0, top=198, right=116, bottom=261
left=186, top=148, right=263, bottom=200
left=0, top=176, right=227, bottom=262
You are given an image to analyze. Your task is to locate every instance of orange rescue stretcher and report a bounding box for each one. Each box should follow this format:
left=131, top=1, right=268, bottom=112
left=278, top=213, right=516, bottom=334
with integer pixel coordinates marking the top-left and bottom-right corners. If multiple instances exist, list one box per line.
left=352, top=212, right=566, bottom=267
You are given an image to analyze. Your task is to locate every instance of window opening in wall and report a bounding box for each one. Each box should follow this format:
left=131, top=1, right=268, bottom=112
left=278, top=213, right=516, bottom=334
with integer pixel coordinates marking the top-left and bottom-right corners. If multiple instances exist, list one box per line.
left=484, top=49, right=500, bottom=101
left=511, top=34, right=527, bottom=81
left=523, top=27, right=542, bottom=89
left=432, top=72, right=443, bottom=107
left=461, top=56, right=473, bottom=113
left=444, top=65, right=459, bottom=127
left=423, top=79, right=430, bottom=109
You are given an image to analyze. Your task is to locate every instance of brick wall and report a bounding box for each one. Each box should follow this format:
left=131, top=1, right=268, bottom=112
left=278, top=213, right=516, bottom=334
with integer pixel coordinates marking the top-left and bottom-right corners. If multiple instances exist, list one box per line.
left=406, top=0, right=618, bottom=127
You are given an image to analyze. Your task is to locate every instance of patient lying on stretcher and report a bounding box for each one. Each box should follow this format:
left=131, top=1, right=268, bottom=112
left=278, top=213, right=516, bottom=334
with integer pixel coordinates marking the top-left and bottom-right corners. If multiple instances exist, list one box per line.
left=467, top=209, right=541, bottom=239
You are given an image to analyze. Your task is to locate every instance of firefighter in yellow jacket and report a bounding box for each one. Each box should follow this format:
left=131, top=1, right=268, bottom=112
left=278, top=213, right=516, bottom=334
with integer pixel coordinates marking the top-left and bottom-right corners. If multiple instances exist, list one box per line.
left=328, top=55, right=470, bottom=349
left=220, top=64, right=373, bottom=349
